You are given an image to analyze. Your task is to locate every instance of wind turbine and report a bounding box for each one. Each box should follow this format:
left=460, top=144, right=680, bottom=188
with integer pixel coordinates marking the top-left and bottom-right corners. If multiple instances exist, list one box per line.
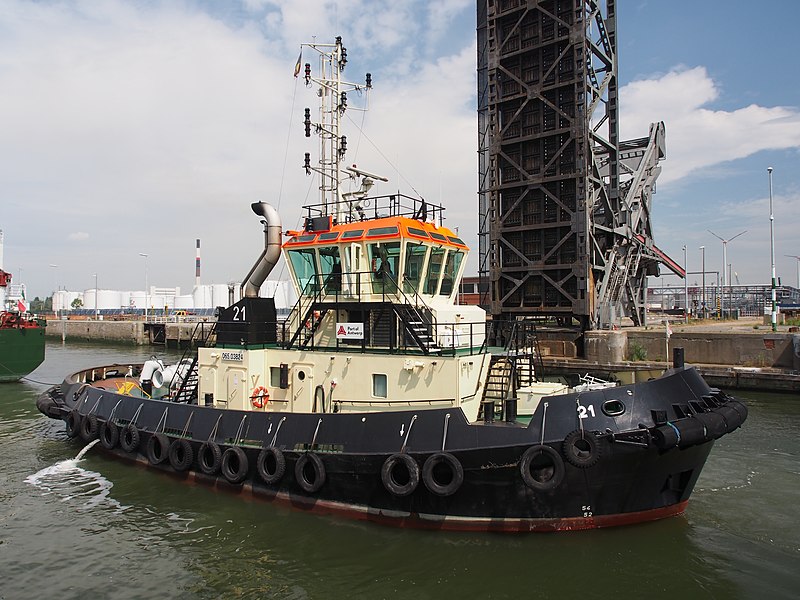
left=708, top=230, right=747, bottom=287
left=785, top=255, right=800, bottom=288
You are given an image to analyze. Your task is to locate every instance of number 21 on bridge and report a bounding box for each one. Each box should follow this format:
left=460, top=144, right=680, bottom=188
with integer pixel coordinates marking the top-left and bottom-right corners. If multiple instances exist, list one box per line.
left=577, top=404, right=595, bottom=419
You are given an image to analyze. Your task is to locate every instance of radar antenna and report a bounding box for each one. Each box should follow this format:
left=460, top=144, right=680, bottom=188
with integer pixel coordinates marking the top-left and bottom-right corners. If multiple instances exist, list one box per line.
left=300, top=37, right=378, bottom=224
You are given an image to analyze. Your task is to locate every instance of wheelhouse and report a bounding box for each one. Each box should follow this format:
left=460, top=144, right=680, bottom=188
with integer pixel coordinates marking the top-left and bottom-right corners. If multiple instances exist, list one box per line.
left=283, top=197, right=468, bottom=305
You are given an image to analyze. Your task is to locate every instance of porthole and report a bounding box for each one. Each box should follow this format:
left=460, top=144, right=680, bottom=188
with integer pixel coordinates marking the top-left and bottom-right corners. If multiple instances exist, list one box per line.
left=602, top=399, right=626, bottom=417
left=298, top=370, right=306, bottom=381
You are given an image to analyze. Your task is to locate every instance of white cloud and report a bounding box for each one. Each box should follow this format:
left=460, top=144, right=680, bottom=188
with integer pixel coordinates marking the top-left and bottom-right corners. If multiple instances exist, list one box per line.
left=5, top=2, right=796, bottom=296
left=0, top=0, right=479, bottom=295
left=620, top=66, right=800, bottom=184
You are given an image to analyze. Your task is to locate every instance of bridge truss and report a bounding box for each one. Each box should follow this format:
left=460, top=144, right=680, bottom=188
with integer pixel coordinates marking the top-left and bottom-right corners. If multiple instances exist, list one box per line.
left=477, top=0, right=683, bottom=329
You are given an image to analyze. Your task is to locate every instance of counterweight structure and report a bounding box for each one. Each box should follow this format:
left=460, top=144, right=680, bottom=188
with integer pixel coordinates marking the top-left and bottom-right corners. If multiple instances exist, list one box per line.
left=477, top=0, right=683, bottom=329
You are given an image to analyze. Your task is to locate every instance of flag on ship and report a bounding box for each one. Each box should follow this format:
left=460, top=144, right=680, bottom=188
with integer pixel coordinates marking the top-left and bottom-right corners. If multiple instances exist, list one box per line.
left=293, top=50, right=302, bottom=77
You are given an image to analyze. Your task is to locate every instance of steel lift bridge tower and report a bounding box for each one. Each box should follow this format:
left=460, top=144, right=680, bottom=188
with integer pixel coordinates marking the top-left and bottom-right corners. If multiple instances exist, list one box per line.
left=477, top=0, right=684, bottom=330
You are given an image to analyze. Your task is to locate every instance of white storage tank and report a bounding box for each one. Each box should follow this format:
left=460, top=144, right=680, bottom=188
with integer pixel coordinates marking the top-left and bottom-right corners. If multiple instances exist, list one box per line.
left=212, top=284, right=230, bottom=308
left=83, top=289, right=96, bottom=309
left=149, top=295, right=165, bottom=310
left=119, top=291, right=131, bottom=310
left=193, top=285, right=213, bottom=309
left=264, top=280, right=297, bottom=310
left=129, top=291, right=146, bottom=310
left=54, top=290, right=83, bottom=312
left=174, top=295, right=194, bottom=309
left=96, top=289, right=121, bottom=309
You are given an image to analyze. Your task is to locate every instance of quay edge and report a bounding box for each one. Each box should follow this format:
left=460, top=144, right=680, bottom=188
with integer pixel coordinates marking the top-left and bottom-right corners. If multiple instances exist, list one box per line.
left=45, top=319, right=800, bottom=391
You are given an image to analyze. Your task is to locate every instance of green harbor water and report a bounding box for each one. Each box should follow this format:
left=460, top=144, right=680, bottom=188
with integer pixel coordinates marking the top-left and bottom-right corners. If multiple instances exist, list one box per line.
left=1, top=341, right=798, bottom=599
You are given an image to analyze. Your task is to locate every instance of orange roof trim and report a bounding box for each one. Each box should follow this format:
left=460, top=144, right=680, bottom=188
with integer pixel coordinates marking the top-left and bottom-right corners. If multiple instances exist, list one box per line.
left=283, top=216, right=468, bottom=250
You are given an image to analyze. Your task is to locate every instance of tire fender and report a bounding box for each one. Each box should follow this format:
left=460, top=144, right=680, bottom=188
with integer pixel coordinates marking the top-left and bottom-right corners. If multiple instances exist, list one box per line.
left=120, top=424, right=141, bottom=453
left=256, top=447, right=286, bottom=485
left=381, top=453, right=420, bottom=497
left=294, top=453, right=326, bottom=493
left=169, top=438, right=194, bottom=471
left=422, top=452, right=463, bottom=497
left=562, top=429, right=602, bottom=468
left=519, top=445, right=564, bottom=491
left=221, top=446, right=249, bottom=484
left=146, top=433, right=170, bottom=465
left=99, top=420, right=119, bottom=450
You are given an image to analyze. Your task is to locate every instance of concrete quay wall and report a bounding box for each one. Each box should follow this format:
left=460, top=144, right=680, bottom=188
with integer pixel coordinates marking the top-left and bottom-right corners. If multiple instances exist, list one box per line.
left=585, top=329, right=800, bottom=370
left=45, top=320, right=198, bottom=346
left=46, top=319, right=147, bottom=345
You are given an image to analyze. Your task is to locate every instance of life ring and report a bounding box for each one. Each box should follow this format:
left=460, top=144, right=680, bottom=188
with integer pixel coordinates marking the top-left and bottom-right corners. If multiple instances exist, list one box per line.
left=198, top=441, right=223, bottom=475
left=120, top=424, right=141, bottom=452
left=65, top=409, right=82, bottom=438
left=99, top=420, right=119, bottom=449
left=80, top=414, right=100, bottom=441
left=146, top=433, right=170, bottom=465
left=422, top=452, right=463, bottom=497
left=562, top=430, right=602, bottom=468
left=250, top=386, right=269, bottom=409
left=295, top=452, right=326, bottom=493
left=256, top=447, right=286, bottom=485
left=519, top=445, right=564, bottom=491
left=169, top=438, right=194, bottom=471
left=381, top=453, right=420, bottom=497
left=221, top=446, right=249, bottom=484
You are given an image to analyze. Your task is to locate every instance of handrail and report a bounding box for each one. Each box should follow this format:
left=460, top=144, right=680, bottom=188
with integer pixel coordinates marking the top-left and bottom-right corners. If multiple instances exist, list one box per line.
left=299, top=192, right=446, bottom=225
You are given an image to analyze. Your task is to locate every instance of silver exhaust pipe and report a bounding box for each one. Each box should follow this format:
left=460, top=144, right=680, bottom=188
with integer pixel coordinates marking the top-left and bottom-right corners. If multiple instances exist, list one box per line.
left=241, top=202, right=282, bottom=298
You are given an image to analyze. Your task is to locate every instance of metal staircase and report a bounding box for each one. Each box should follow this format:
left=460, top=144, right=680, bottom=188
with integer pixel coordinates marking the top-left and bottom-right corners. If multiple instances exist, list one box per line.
left=479, top=322, right=541, bottom=419
left=171, top=321, right=217, bottom=404
left=395, top=304, right=440, bottom=355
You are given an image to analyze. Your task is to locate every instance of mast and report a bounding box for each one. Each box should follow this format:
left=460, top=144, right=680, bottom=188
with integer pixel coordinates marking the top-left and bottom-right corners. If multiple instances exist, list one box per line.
left=301, top=37, right=372, bottom=224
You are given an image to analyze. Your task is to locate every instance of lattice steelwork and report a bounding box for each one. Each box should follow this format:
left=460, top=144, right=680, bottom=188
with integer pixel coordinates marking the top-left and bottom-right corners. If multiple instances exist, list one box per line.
left=478, top=0, right=673, bottom=329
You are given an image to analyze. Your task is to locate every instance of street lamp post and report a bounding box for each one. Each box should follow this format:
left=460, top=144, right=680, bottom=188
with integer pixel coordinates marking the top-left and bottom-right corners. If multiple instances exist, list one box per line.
left=139, top=253, right=149, bottom=321
left=683, top=245, right=688, bottom=323
left=768, top=167, right=777, bottom=332
left=708, top=229, right=746, bottom=318
left=49, top=264, right=58, bottom=317
left=93, top=273, right=98, bottom=320
left=785, top=255, right=800, bottom=289
left=699, top=246, right=706, bottom=319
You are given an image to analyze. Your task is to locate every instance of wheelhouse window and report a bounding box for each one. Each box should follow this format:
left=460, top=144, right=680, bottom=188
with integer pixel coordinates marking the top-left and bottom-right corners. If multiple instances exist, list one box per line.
left=403, top=242, right=428, bottom=294
left=318, top=246, right=342, bottom=294
left=440, top=250, right=463, bottom=296
left=424, top=247, right=446, bottom=295
left=369, top=242, right=401, bottom=294
left=287, top=248, right=318, bottom=293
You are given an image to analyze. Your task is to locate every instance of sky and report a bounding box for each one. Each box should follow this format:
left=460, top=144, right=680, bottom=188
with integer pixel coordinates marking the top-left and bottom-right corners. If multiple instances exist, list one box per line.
left=1, top=0, right=799, bottom=300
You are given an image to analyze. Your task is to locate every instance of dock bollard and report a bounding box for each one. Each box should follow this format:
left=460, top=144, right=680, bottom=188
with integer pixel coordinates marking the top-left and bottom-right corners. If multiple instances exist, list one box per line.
left=673, top=347, right=685, bottom=369
left=482, top=400, right=495, bottom=423
left=504, top=397, right=517, bottom=423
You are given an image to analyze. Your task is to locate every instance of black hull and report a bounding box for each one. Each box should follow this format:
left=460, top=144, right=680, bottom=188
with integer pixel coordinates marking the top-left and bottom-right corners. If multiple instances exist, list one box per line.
left=36, top=366, right=747, bottom=532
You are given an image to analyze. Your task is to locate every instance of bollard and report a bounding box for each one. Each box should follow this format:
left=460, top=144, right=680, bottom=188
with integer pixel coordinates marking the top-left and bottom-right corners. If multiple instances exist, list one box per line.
left=504, top=397, right=518, bottom=423
left=482, top=400, right=495, bottom=423
left=673, top=347, right=685, bottom=369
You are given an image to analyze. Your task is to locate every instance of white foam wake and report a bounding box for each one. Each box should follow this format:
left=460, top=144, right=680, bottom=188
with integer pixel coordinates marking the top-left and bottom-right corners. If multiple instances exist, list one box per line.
left=25, top=440, right=127, bottom=511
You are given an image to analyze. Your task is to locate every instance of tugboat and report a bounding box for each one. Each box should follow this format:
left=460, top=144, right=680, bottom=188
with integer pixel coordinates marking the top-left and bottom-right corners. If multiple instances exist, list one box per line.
left=0, top=231, right=45, bottom=383
left=37, top=38, right=747, bottom=531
